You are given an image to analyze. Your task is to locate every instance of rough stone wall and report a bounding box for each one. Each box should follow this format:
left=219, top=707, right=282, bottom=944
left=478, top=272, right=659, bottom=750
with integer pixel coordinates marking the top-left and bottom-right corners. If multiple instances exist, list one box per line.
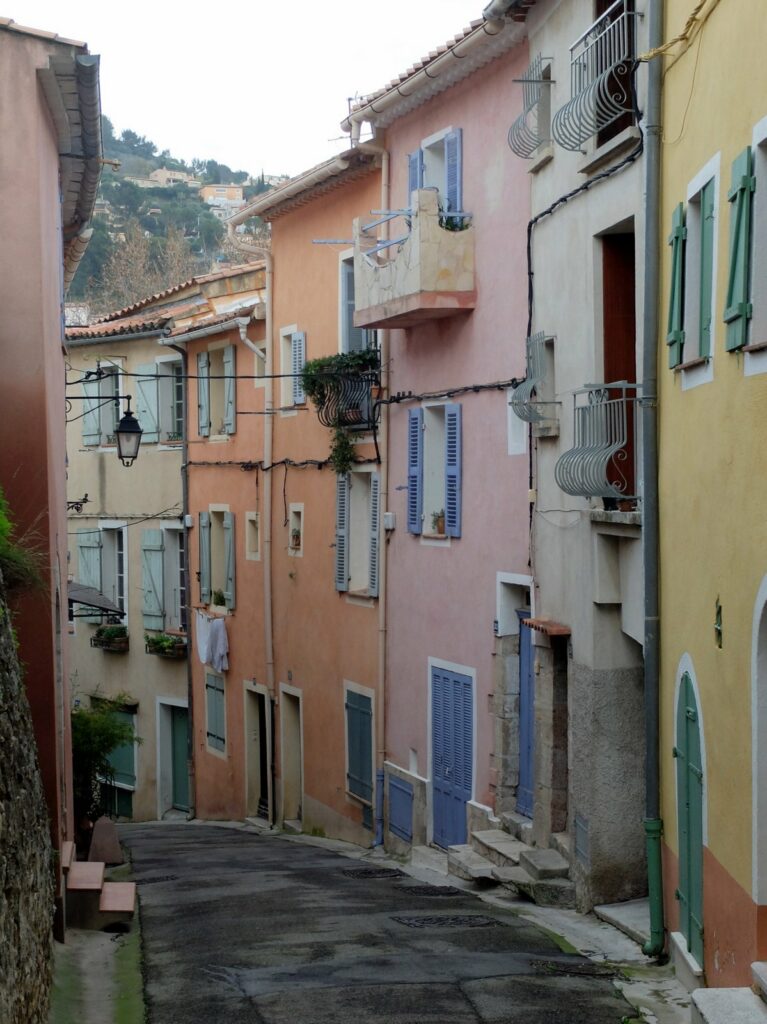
left=0, top=573, right=54, bottom=1024
left=492, top=633, right=520, bottom=815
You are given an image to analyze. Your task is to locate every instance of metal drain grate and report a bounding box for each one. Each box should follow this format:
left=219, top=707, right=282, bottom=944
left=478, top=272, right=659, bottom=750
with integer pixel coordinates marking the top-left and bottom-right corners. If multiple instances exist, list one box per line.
left=342, top=867, right=405, bottom=879
left=391, top=914, right=500, bottom=929
left=400, top=885, right=463, bottom=898
left=137, top=875, right=178, bottom=885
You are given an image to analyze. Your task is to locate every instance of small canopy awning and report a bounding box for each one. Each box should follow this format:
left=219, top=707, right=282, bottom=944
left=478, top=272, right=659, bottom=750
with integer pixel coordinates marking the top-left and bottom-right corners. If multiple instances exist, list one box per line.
left=67, top=582, right=124, bottom=618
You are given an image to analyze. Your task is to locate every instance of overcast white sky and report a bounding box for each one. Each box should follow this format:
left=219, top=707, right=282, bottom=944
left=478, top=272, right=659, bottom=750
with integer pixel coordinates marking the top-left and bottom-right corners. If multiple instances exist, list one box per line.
left=12, top=1, right=486, bottom=177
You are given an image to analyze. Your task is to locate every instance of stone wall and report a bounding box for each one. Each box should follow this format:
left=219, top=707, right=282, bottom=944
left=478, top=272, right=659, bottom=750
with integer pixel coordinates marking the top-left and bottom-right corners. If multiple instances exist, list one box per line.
left=0, top=574, right=54, bottom=1023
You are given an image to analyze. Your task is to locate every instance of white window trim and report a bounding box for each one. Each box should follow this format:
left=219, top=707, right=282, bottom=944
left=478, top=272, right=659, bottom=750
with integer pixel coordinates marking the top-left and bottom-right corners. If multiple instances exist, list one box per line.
left=161, top=523, right=185, bottom=632
left=681, top=153, right=720, bottom=392
left=245, top=511, right=260, bottom=562
left=288, top=502, right=304, bottom=558
left=97, top=357, right=124, bottom=449
left=747, top=117, right=767, bottom=377
left=98, top=519, right=128, bottom=626
left=207, top=340, right=232, bottom=441
left=155, top=353, right=185, bottom=450
left=345, top=466, right=377, bottom=600
left=421, top=125, right=456, bottom=152
left=338, top=248, right=354, bottom=354
left=343, top=679, right=375, bottom=808
left=208, top=503, right=230, bottom=609
left=495, top=572, right=534, bottom=637
left=279, top=323, right=299, bottom=417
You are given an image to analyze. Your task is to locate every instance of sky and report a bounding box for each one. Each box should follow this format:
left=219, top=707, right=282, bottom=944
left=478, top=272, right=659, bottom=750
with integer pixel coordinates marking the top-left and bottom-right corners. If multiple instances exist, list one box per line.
left=12, top=1, right=487, bottom=177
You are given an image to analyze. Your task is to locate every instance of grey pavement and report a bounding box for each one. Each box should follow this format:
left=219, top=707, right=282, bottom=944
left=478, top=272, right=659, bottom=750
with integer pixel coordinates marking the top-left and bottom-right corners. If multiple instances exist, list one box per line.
left=121, top=823, right=640, bottom=1023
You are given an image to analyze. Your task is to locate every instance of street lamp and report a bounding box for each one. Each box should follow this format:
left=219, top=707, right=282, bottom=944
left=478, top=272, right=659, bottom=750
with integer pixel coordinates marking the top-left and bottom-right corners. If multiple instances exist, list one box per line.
left=115, top=396, right=143, bottom=467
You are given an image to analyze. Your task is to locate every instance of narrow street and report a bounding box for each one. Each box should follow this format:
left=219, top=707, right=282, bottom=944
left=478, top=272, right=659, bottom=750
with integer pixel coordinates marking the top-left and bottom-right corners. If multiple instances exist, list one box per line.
left=122, top=824, right=636, bottom=1024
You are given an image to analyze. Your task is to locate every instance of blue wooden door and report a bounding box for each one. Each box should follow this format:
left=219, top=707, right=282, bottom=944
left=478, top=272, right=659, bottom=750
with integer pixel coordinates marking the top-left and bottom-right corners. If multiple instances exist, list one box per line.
left=516, top=612, right=535, bottom=818
left=676, top=672, right=704, bottom=964
left=432, top=667, right=473, bottom=848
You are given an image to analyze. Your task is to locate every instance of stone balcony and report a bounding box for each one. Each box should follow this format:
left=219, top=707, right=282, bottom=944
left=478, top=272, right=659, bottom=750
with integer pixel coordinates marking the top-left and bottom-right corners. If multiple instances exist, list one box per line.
left=352, top=188, right=476, bottom=330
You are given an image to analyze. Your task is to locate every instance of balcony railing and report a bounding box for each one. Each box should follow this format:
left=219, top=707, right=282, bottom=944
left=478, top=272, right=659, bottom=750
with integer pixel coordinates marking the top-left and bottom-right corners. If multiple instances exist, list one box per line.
left=554, top=382, right=640, bottom=500
left=510, top=332, right=556, bottom=424
left=552, top=0, right=637, bottom=152
left=352, top=189, right=476, bottom=329
left=313, top=367, right=380, bottom=432
left=508, top=54, right=552, bottom=159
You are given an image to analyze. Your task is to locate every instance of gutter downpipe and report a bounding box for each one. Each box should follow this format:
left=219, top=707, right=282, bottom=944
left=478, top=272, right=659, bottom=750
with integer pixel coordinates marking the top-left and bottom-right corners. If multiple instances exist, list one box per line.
left=641, top=0, right=665, bottom=958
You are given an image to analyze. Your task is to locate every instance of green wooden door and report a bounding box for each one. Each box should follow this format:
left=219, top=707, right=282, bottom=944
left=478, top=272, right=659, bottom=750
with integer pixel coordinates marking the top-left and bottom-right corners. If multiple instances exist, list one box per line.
left=676, top=672, right=704, bottom=964
left=171, top=706, right=189, bottom=811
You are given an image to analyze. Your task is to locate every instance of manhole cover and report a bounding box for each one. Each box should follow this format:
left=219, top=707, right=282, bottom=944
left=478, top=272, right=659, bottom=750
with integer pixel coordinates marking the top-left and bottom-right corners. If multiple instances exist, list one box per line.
left=530, top=959, right=616, bottom=978
left=342, top=867, right=405, bottom=879
left=400, top=885, right=463, bottom=898
left=138, top=874, right=178, bottom=885
left=391, top=914, right=500, bottom=929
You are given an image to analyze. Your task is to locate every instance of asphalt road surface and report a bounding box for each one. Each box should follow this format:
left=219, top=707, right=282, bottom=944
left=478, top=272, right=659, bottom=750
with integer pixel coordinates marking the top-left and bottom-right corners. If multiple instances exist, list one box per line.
left=121, top=824, right=635, bottom=1024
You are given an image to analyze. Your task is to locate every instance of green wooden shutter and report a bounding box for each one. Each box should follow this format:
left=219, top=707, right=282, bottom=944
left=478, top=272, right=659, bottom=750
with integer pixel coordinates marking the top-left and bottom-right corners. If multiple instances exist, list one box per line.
left=77, top=528, right=103, bottom=623
left=135, top=364, right=159, bottom=443
left=223, top=345, right=236, bottom=434
left=698, top=179, right=716, bottom=359
left=368, top=473, right=380, bottom=598
left=197, top=351, right=210, bottom=437
left=345, top=690, right=373, bottom=803
left=667, top=202, right=687, bottom=368
left=82, top=377, right=101, bottom=445
left=223, top=511, right=235, bottom=610
left=675, top=672, right=704, bottom=965
left=205, top=673, right=225, bottom=751
left=335, top=474, right=350, bottom=593
left=107, top=710, right=136, bottom=787
left=292, top=332, right=306, bottom=405
left=724, top=147, right=755, bottom=351
left=141, top=529, right=164, bottom=629
left=199, top=512, right=211, bottom=604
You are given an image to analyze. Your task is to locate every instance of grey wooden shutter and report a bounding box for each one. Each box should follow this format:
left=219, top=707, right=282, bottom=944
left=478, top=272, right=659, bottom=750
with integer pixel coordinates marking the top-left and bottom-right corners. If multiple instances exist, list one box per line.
left=197, top=351, right=210, bottom=437
left=135, top=364, right=159, bottom=443
left=223, top=511, right=235, bottom=610
left=82, top=377, right=101, bottom=445
left=445, top=404, right=462, bottom=538
left=444, top=129, right=463, bottom=221
left=408, top=150, right=424, bottom=203
left=407, top=409, right=423, bottom=535
left=368, top=473, right=380, bottom=598
left=343, top=261, right=366, bottom=353
left=291, top=332, right=306, bottom=405
left=223, top=345, right=236, bottom=434
left=77, top=528, right=103, bottom=623
left=199, top=511, right=211, bottom=603
left=335, top=474, right=350, bottom=592
left=345, top=690, right=373, bottom=802
left=141, top=529, right=165, bottom=629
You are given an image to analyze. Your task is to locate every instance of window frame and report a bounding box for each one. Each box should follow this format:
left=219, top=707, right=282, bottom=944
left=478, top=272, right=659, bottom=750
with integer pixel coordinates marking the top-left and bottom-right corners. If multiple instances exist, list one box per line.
left=156, top=354, right=185, bottom=445
left=336, top=469, right=380, bottom=598
left=162, top=524, right=187, bottom=632
left=279, top=324, right=306, bottom=413
left=205, top=671, right=227, bottom=755
left=99, top=520, right=128, bottom=625
left=338, top=250, right=374, bottom=355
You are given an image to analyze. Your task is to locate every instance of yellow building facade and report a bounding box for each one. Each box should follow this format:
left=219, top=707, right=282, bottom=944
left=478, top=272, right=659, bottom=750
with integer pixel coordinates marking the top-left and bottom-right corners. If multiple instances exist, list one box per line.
left=659, top=0, right=767, bottom=988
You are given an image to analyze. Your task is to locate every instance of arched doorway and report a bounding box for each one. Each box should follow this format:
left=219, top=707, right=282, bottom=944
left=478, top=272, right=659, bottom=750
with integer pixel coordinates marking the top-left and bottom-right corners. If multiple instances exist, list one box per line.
left=676, top=670, right=704, bottom=965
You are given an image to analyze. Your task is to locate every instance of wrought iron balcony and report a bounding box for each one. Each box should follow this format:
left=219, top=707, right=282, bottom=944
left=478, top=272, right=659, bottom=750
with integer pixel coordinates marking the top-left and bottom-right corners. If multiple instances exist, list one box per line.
left=552, top=0, right=637, bottom=152
left=508, top=54, right=552, bottom=159
left=509, top=332, right=557, bottom=424
left=352, top=189, right=476, bottom=329
left=302, top=351, right=381, bottom=432
left=554, top=382, right=640, bottom=501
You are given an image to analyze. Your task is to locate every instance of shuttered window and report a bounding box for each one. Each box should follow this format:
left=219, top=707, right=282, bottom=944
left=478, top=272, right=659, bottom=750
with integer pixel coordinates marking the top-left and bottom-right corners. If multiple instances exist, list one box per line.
left=407, top=409, right=423, bottom=535
left=335, top=474, right=350, bottom=593
left=198, top=511, right=211, bottom=604
left=77, top=528, right=103, bottom=623
left=407, top=405, right=463, bottom=539
left=223, top=345, right=236, bottom=434
left=205, top=673, right=226, bottom=752
left=197, top=351, right=210, bottom=437
left=336, top=472, right=380, bottom=598
left=408, top=150, right=424, bottom=201
left=409, top=129, right=463, bottom=220
left=107, top=709, right=136, bottom=788
left=223, top=511, right=235, bottom=610
left=444, top=404, right=462, bottom=538
left=698, top=178, right=716, bottom=359
left=291, top=332, right=306, bottom=405
left=444, top=128, right=463, bottom=222
left=341, top=259, right=370, bottom=354
left=345, top=689, right=373, bottom=804
left=667, top=202, right=686, bottom=368
left=368, top=473, right=380, bottom=598
left=141, top=529, right=164, bottom=629
left=724, top=146, right=755, bottom=351
left=135, top=365, right=159, bottom=443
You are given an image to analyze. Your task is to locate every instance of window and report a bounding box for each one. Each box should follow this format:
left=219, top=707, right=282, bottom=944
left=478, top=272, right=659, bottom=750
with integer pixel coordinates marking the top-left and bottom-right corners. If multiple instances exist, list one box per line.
left=75, top=524, right=127, bottom=620
left=134, top=360, right=185, bottom=444
left=82, top=364, right=122, bottom=446
left=340, top=256, right=373, bottom=354
left=279, top=327, right=306, bottom=409
left=406, top=405, right=462, bottom=538
left=245, top=511, right=260, bottom=561
left=345, top=687, right=373, bottom=809
left=205, top=672, right=226, bottom=752
left=407, top=128, right=462, bottom=221
left=335, top=472, right=380, bottom=596
left=198, top=509, right=235, bottom=609
left=197, top=345, right=236, bottom=437
left=141, top=526, right=186, bottom=632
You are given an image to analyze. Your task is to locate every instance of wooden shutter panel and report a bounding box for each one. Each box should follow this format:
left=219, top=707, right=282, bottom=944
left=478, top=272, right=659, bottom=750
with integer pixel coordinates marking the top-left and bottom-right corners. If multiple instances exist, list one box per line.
left=77, top=528, right=103, bottom=623
left=724, top=147, right=755, bottom=351
left=108, top=710, right=136, bottom=787
left=223, top=511, right=235, bottom=610
left=444, top=129, right=463, bottom=221
left=407, top=409, right=423, bottom=535
left=135, top=364, right=159, bottom=443
left=335, top=474, right=350, bottom=592
left=197, top=351, right=210, bottom=437
left=141, top=529, right=165, bottom=629
left=445, top=404, right=462, bottom=538
left=368, top=473, right=380, bottom=598
left=82, top=377, right=101, bottom=445
left=291, top=332, right=306, bottom=405
left=199, top=511, right=211, bottom=604
left=343, top=260, right=366, bottom=353
left=666, top=202, right=687, bottom=368
left=408, top=150, right=424, bottom=203
left=206, top=674, right=225, bottom=751
left=223, top=345, right=236, bottom=433
left=345, top=690, right=373, bottom=802
left=698, top=179, right=716, bottom=359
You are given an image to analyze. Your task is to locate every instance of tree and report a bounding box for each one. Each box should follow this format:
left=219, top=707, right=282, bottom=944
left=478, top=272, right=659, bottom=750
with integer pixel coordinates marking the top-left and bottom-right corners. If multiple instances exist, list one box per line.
left=67, top=218, right=114, bottom=299
left=71, top=693, right=139, bottom=824
left=162, top=224, right=198, bottom=285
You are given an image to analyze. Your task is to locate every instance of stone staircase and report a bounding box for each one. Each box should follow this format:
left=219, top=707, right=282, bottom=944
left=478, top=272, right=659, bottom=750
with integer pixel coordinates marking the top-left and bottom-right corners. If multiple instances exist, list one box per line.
left=447, top=813, right=576, bottom=908
left=691, top=962, right=767, bottom=1023
left=61, top=833, right=136, bottom=931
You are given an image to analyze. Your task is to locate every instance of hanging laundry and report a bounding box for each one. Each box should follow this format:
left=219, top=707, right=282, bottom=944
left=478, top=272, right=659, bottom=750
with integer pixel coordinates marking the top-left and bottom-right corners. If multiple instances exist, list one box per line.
left=195, top=609, right=211, bottom=666
left=209, top=616, right=229, bottom=672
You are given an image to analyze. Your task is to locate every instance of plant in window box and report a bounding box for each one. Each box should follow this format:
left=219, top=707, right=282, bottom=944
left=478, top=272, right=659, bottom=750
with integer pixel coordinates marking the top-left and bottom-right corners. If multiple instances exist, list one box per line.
left=301, top=350, right=380, bottom=466
left=104, top=433, right=117, bottom=446
left=91, top=624, right=129, bottom=652
left=211, top=588, right=226, bottom=607
left=430, top=509, right=446, bottom=535
left=165, top=431, right=182, bottom=443
left=145, top=632, right=187, bottom=659
left=290, top=528, right=302, bottom=550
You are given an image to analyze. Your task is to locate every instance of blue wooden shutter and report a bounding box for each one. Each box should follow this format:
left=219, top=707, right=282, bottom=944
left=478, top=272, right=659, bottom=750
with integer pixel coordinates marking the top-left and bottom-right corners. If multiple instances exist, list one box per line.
left=291, top=332, right=306, bottom=405
left=698, top=179, right=716, bottom=359
left=77, top=528, right=103, bottom=623
left=223, top=345, right=236, bottom=434
left=408, top=150, right=424, bottom=204
left=82, top=377, right=101, bottom=445
left=368, top=473, right=380, bottom=598
left=135, top=364, right=159, bottom=443
left=407, top=409, right=423, bottom=535
left=666, top=203, right=686, bottom=368
left=223, top=511, right=235, bottom=610
left=141, top=529, right=164, bottom=629
left=724, top=147, right=755, bottom=351
left=335, top=474, right=350, bottom=592
left=197, top=352, right=210, bottom=437
left=345, top=690, right=373, bottom=803
left=107, top=710, right=136, bottom=787
left=199, top=511, right=211, bottom=604
left=444, top=129, right=463, bottom=221
left=444, top=404, right=462, bottom=538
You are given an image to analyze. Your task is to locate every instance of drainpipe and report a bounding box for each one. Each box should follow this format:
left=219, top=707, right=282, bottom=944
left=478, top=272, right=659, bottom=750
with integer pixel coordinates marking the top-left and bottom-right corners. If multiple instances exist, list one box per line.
left=641, top=0, right=665, bottom=958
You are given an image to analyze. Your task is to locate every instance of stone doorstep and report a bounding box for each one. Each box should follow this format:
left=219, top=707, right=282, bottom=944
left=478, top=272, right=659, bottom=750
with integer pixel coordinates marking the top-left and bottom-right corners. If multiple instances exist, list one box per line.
left=447, top=844, right=498, bottom=884
left=670, top=931, right=705, bottom=994
left=99, top=882, right=136, bottom=914
left=470, top=829, right=525, bottom=867
left=519, top=847, right=570, bottom=880
left=494, top=864, right=576, bottom=909
left=550, top=832, right=570, bottom=861
left=67, top=861, right=105, bottom=892
left=753, top=962, right=767, bottom=1003
left=594, top=898, right=651, bottom=948
left=692, top=987, right=767, bottom=1024
left=500, top=811, right=534, bottom=846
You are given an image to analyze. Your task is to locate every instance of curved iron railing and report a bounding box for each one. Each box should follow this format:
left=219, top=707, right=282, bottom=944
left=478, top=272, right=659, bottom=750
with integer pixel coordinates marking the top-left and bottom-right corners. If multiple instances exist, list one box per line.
left=510, top=332, right=554, bottom=423
left=508, top=54, right=552, bottom=159
left=314, top=369, right=380, bottom=431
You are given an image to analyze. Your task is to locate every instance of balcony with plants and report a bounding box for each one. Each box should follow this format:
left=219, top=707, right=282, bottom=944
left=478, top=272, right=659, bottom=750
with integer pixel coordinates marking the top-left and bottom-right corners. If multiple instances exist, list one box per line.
left=145, top=632, right=188, bottom=660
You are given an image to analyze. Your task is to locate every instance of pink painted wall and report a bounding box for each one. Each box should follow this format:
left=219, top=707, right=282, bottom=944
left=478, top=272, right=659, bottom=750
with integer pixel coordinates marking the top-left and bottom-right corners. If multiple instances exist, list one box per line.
left=382, top=45, right=531, bottom=813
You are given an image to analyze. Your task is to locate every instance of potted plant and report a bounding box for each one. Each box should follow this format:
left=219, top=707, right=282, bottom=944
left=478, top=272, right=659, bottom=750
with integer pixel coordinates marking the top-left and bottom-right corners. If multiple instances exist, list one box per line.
left=211, top=588, right=226, bottom=607
left=145, top=632, right=187, bottom=659
left=290, top=528, right=302, bottom=550
left=431, top=509, right=446, bottom=535
left=90, top=624, right=129, bottom=652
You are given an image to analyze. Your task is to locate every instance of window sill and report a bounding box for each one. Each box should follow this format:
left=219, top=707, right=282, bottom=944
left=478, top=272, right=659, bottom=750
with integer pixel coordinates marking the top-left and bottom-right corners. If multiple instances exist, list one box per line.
left=674, top=355, right=710, bottom=371
left=743, top=339, right=767, bottom=353
left=421, top=533, right=451, bottom=547
left=345, top=591, right=376, bottom=607
left=578, top=126, right=641, bottom=176
left=528, top=143, right=554, bottom=175
left=207, top=434, right=231, bottom=443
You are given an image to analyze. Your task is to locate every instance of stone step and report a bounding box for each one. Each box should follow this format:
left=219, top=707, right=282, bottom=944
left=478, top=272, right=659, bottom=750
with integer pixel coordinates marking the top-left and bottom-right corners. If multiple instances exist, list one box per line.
left=493, top=863, right=576, bottom=909
left=594, top=897, right=650, bottom=948
left=99, top=881, right=136, bottom=915
left=500, top=811, right=534, bottom=846
left=447, top=844, right=498, bottom=885
left=692, top=988, right=767, bottom=1024
left=282, top=819, right=302, bottom=835
left=470, top=829, right=525, bottom=868
left=753, top=962, right=767, bottom=1004
left=519, top=847, right=569, bottom=880
left=550, top=831, right=570, bottom=861
left=66, top=861, right=105, bottom=891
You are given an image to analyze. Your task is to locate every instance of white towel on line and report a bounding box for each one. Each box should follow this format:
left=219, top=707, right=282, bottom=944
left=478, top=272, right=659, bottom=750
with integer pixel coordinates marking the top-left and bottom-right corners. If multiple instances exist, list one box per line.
left=208, top=616, right=229, bottom=672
